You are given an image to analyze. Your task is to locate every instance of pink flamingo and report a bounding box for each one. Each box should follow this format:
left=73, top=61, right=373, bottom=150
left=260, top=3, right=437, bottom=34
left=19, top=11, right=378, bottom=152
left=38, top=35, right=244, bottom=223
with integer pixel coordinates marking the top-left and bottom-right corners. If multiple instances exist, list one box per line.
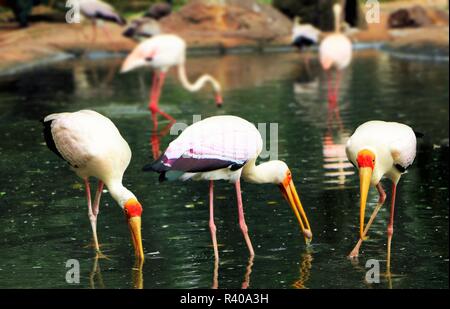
left=121, top=34, right=223, bottom=128
left=319, top=3, right=352, bottom=104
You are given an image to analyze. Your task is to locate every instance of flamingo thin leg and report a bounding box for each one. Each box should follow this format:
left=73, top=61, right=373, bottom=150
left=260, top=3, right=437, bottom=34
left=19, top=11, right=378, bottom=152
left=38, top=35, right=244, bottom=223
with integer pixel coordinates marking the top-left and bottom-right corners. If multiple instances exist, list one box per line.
left=387, top=182, right=397, bottom=275
left=349, top=183, right=387, bottom=258
left=209, top=180, right=219, bottom=261
left=85, top=178, right=100, bottom=254
left=149, top=72, right=175, bottom=125
left=235, top=180, right=255, bottom=257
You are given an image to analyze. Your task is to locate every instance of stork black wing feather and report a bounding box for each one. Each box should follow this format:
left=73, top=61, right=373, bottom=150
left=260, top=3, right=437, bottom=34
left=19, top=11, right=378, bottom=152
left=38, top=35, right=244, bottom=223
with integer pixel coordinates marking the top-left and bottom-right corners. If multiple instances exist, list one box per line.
left=42, top=119, right=66, bottom=162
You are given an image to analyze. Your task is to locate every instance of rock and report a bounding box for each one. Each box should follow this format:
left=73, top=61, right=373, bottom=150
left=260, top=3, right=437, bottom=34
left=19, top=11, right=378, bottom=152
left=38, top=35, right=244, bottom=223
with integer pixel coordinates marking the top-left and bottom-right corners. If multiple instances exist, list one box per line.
left=388, top=5, right=448, bottom=28
left=160, top=0, right=293, bottom=48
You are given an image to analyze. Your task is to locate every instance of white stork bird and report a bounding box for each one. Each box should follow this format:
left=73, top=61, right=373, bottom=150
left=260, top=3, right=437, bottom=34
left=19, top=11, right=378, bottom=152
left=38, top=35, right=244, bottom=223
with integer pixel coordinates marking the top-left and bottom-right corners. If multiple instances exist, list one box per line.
left=120, top=34, right=223, bottom=128
left=42, top=110, right=144, bottom=261
left=291, top=16, right=321, bottom=50
left=143, top=115, right=312, bottom=261
left=346, top=121, right=420, bottom=273
left=75, top=0, right=126, bottom=44
left=319, top=3, right=352, bottom=103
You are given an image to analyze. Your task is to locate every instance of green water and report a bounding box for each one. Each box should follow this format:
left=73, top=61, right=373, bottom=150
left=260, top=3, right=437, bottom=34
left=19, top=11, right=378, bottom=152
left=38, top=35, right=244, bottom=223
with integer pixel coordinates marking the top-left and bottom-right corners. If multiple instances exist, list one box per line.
left=0, top=50, right=448, bottom=288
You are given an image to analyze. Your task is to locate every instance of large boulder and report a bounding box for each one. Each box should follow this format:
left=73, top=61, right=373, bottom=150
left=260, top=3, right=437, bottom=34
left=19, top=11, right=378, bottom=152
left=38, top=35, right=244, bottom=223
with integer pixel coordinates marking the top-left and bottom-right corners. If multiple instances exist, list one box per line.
left=160, top=0, right=293, bottom=47
left=388, top=5, right=449, bottom=28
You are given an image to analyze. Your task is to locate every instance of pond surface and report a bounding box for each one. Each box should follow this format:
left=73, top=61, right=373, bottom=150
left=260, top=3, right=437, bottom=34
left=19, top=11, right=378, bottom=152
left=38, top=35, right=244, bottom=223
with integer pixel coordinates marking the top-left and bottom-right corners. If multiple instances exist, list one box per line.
left=0, top=50, right=448, bottom=288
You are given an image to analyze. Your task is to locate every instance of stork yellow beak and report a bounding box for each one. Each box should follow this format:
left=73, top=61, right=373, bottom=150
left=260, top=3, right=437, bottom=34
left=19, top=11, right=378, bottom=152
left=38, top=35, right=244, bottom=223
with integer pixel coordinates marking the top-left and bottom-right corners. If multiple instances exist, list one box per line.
left=128, top=216, right=144, bottom=262
left=280, top=175, right=312, bottom=244
left=359, top=167, right=372, bottom=240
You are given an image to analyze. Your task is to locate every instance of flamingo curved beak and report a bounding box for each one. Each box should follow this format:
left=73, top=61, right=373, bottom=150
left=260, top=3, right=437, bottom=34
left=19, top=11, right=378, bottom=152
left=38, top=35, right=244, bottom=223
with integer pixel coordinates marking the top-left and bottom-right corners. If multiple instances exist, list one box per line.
left=121, top=52, right=147, bottom=73
left=279, top=174, right=312, bottom=244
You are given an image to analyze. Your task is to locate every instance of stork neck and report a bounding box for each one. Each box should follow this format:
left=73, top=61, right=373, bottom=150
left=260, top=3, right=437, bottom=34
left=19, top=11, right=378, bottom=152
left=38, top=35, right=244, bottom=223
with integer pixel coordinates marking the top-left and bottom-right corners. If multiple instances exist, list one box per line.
left=242, top=160, right=280, bottom=184
left=106, top=181, right=136, bottom=208
left=177, top=62, right=222, bottom=94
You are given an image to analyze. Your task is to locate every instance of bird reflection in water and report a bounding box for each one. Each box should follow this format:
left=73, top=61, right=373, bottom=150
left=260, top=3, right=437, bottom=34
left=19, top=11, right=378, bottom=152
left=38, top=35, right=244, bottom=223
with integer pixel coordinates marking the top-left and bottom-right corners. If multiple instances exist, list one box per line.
left=212, top=256, right=254, bottom=289
left=89, top=257, right=105, bottom=289
left=322, top=78, right=354, bottom=189
left=348, top=257, right=396, bottom=289
left=293, top=57, right=354, bottom=189
left=132, top=260, right=144, bottom=289
left=292, top=250, right=313, bottom=289
left=150, top=120, right=175, bottom=160
left=89, top=258, right=144, bottom=289
left=72, top=58, right=122, bottom=100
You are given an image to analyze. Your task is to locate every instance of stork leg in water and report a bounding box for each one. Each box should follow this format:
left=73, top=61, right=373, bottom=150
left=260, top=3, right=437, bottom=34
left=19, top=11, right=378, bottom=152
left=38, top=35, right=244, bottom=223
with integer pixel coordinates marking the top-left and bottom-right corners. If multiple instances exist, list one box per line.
left=348, top=181, right=397, bottom=275
left=85, top=178, right=107, bottom=258
left=387, top=182, right=397, bottom=275
left=348, top=183, right=386, bottom=258
left=209, top=180, right=219, bottom=261
left=149, top=72, right=175, bottom=129
left=236, top=180, right=255, bottom=257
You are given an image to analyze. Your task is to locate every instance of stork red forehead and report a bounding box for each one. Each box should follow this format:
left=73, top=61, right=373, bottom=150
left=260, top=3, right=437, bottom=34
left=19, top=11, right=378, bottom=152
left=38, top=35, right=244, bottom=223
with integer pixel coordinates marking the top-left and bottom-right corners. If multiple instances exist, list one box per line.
left=124, top=199, right=143, bottom=218
left=357, top=150, right=375, bottom=169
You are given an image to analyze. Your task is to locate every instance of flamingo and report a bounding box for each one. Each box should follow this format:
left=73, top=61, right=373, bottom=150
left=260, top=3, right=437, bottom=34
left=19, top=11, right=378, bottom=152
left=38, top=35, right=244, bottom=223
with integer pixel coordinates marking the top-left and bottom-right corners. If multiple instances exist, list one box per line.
left=76, top=0, right=126, bottom=45
left=42, top=110, right=144, bottom=261
left=319, top=3, right=352, bottom=104
left=143, top=115, right=312, bottom=261
left=345, top=121, right=420, bottom=274
left=120, top=34, right=223, bottom=128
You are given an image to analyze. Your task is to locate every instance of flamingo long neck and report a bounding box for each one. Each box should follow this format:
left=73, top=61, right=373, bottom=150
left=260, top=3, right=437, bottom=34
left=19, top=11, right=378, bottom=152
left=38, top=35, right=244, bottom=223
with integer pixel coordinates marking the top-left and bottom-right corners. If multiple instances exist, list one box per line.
left=177, top=62, right=222, bottom=94
left=334, top=5, right=342, bottom=33
left=106, top=180, right=136, bottom=208
left=242, top=160, right=280, bottom=184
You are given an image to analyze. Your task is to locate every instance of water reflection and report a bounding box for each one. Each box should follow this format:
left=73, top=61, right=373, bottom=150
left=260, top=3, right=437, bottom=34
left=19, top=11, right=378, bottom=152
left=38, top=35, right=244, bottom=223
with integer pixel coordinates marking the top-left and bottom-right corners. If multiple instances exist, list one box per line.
left=322, top=96, right=354, bottom=189
left=212, top=256, right=254, bottom=289
left=150, top=120, right=175, bottom=159
left=292, top=59, right=354, bottom=189
left=72, top=58, right=122, bottom=99
left=292, top=250, right=313, bottom=289
left=89, top=257, right=105, bottom=289
left=132, top=260, right=144, bottom=289
left=0, top=51, right=447, bottom=289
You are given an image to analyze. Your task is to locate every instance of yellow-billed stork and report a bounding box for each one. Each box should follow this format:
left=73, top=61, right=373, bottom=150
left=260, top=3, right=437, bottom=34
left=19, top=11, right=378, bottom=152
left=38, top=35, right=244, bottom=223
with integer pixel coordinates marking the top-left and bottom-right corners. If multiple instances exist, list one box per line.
left=120, top=34, right=223, bottom=128
left=319, top=3, right=352, bottom=104
left=77, top=0, right=126, bottom=45
left=143, top=115, right=312, bottom=261
left=42, top=110, right=144, bottom=261
left=291, top=17, right=321, bottom=50
left=346, top=120, right=420, bottom=273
